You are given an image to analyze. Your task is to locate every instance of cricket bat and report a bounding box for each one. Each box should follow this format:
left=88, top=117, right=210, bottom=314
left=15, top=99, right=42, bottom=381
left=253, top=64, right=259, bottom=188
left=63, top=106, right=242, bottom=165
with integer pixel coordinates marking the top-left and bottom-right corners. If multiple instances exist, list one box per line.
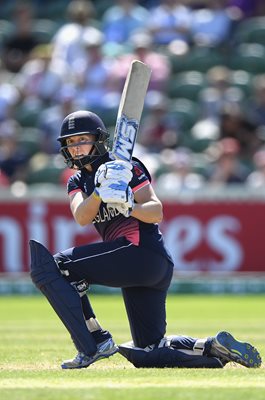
left=111, top=60, right=152, bottom=161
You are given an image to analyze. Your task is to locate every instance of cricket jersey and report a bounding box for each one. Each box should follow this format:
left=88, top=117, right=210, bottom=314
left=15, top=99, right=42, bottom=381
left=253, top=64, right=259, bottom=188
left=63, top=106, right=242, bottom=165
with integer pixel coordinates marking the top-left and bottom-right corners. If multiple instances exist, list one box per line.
left=67, top=154, right=173, bottom=264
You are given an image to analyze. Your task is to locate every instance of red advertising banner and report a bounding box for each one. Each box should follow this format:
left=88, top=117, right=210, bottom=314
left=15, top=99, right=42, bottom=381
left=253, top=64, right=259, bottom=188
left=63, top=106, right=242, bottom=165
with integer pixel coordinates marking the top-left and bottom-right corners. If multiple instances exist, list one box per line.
left=0, top=199, right=265, bottom=274
left=162, top=202, right=265, bottom=274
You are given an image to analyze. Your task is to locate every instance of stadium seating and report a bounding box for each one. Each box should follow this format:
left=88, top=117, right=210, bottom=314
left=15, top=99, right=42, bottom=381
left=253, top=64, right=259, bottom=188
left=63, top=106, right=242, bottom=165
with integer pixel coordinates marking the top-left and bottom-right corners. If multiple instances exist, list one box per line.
left=167, top=97, right=202, bottom=150
left=31, top=19, right=60, bottom=44
left=233, top=17, right=265, bottom=46
left=15, top=104, right=42, bottom=128
left=167, top=71, right=206, bottom=101
left=228, top=43, right=265, bottom=74
left=33, top=0, right=70, bottom=21
left=17, top=128, right=42, bottom=157
left=170, top=46, right=226, bottom=74
left=168, top=98, right=199, bottom=131
left=26, top=154, right=65, bottom=185
left=229, top=70, right=253, bottom=97
left=0, top=19, right=14, bottom=48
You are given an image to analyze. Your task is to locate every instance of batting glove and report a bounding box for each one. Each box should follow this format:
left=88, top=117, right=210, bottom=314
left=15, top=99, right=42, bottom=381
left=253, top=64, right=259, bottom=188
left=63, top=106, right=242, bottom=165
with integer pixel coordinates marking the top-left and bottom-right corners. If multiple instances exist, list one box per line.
left=97, top=180, right=130, bottom=204
left=94, top=160, right=133, bottom=188
left=107, top=186, right=134, bottom=218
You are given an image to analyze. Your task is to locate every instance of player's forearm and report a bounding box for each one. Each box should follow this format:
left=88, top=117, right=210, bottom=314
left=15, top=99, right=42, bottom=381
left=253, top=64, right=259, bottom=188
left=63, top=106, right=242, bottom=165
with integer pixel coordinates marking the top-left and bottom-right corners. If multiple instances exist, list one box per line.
left=130, top=201, right=163, bottom=224
left=71, top=194, right=101, bottom=226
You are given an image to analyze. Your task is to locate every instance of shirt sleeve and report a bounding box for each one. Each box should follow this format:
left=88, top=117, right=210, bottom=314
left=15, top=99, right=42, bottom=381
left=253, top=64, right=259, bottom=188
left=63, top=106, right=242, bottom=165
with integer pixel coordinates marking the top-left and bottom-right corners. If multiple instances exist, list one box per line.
left=130, top=160, right=150, bottom=193
left=67, top=173, right=82, bottom=196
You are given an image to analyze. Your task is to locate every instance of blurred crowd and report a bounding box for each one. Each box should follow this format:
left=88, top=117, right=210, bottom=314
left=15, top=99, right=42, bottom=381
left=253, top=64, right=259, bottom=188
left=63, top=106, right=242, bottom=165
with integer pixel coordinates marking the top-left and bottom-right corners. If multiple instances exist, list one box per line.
left=1, top=0, right=265, bottom=195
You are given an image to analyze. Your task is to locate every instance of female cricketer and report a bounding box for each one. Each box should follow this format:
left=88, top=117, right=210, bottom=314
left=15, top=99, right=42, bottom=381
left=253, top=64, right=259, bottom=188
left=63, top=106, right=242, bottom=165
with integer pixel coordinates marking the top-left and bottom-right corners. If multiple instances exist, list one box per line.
left=30, top=110, right=261, bottom=369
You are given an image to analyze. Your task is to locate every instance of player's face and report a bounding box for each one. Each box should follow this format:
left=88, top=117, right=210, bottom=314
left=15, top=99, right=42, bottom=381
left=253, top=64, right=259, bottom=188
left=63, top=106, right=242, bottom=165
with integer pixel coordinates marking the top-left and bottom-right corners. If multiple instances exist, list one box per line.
left=66, top=134, right=95, bottom=159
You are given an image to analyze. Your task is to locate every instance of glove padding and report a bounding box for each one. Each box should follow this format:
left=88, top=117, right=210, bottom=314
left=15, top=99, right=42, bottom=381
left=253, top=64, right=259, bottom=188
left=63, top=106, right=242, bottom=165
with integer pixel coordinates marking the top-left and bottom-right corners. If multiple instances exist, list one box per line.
left=95, top=160, right=133, bottom=188
left=107, top=186, right=134, bottom=218
left=97, top=179, right=130, bottom=204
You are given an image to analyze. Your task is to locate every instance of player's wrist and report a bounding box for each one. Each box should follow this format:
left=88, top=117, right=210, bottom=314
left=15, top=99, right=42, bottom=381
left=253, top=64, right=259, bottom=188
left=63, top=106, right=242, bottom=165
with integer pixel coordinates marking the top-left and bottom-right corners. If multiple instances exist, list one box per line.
left=92, top=188, right=101, bottom=200
left=129, top=202, right=136, bottom=216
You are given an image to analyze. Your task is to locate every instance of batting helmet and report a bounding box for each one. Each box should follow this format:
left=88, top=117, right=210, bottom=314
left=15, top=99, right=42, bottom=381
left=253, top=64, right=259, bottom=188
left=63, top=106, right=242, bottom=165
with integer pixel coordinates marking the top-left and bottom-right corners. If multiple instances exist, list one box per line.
left=57, top=110, right=109, bottom=169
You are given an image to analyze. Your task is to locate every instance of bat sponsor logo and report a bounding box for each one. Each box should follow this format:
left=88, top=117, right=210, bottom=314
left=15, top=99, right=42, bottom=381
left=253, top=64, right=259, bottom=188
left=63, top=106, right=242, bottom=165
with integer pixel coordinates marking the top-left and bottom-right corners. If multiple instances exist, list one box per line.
left=113, top=115, right=139, bottom=161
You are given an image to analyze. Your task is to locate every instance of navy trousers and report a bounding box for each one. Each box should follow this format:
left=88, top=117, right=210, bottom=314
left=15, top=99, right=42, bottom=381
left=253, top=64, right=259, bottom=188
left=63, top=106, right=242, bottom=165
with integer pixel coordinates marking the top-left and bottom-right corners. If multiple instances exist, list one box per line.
left=54, top=236, right=174, bottom=348
left=119, top=335, right=223, bottom=368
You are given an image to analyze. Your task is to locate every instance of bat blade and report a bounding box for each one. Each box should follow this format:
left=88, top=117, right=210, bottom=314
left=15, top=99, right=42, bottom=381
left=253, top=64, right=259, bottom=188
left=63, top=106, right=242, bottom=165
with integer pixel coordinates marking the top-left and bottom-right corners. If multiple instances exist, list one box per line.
left=111, top=60, right=152, bottom=161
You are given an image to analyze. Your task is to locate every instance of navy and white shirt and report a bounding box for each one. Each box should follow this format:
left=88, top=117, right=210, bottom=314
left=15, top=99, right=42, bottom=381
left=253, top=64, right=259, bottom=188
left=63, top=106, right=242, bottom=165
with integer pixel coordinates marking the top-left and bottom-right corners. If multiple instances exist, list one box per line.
left=67, top=154, right=173, bottom=263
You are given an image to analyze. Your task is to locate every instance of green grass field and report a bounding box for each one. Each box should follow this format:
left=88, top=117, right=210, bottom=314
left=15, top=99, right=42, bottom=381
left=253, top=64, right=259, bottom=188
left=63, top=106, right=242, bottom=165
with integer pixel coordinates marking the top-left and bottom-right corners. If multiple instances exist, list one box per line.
left=0, top=294, right=264, bottom=400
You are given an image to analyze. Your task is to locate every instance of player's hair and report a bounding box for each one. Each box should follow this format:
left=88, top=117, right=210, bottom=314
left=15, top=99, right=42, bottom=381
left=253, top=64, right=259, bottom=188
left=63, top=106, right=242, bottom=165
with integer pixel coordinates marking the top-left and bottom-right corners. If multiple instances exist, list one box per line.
left=57, top=110, right=109, bottom=169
